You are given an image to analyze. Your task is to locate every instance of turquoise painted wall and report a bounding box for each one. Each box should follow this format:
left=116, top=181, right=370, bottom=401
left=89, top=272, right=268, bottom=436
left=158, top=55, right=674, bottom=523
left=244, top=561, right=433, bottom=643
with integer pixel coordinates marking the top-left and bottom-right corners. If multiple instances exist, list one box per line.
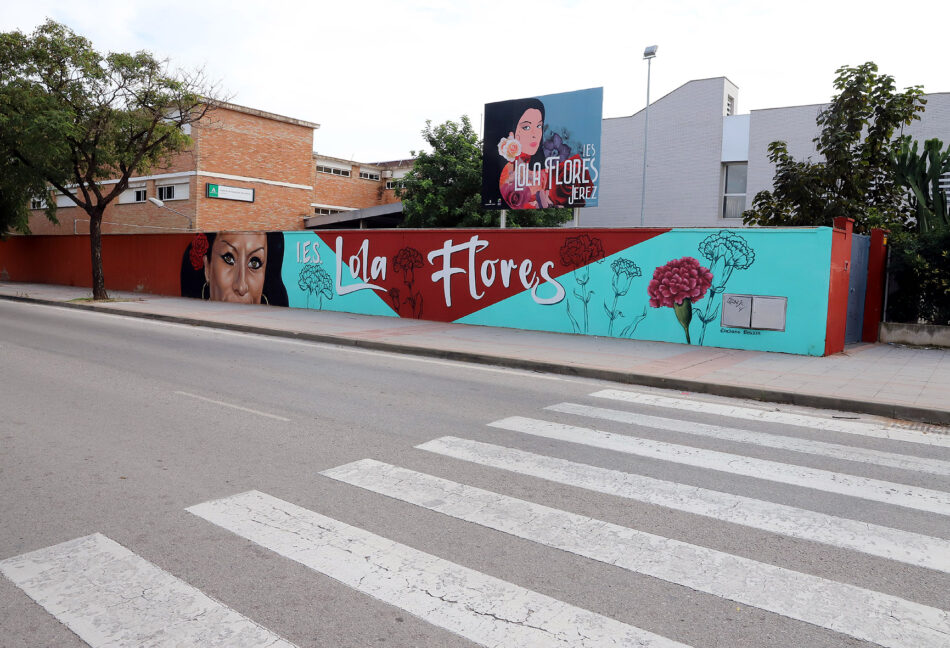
left=278, top=228, right=833, bottom=356
left=457, top=228, right=832, bottom=356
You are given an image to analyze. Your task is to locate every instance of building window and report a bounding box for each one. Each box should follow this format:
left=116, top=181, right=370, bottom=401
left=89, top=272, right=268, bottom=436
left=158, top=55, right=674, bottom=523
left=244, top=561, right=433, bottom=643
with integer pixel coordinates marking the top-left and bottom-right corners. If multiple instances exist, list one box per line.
left=31, top=198, right=46, bottom=210
left=360, top=171, right=380, bottom=181
left=133, top=188, right=147, bottom=203
left=385, top=180, right=403, bottom=190
left=314, top=207, right=343, bottom=216
left=157, top=185, right=175, bottom=201
left=722, top=163, right=747, bottom=219
left=726, top=95, right=736, bottom=117
left=317, top=165, right=351, bottom=177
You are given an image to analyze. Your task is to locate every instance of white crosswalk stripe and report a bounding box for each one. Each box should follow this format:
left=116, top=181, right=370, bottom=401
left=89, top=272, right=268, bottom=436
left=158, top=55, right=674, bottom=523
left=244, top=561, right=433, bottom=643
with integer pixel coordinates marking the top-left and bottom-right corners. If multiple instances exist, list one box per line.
left=417, top=436, right=950, bottom=572
left=186, top=490, right=692, bottom=648
left=546, top=402, right=950, bottom=476
left=6, top=384, right=948, bottom=648
left=0, top=533, right=296, bottom=648
left=321, top=458, right=950, bottom=648
left=592, top=388, right=950, bottom=447
left=488, top=416, right=950, bottom=515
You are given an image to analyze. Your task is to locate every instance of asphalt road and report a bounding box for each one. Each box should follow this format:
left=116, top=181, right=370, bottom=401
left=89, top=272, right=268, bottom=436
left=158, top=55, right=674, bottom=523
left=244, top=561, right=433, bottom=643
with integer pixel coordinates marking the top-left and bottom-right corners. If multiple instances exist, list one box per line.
left=1, top=300, right=948, bottom=648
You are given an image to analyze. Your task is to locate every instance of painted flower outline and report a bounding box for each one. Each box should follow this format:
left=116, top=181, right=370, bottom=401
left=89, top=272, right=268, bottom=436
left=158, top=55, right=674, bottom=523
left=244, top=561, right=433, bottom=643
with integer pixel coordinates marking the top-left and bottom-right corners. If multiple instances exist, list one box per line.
left=392, top=246, right=425, bottom=318
left=560, top=234, right=605, bottom=334
left=393, top=247, right=424, bottom=284
left=604, top=257, right=642, bottom=336
left=695, top=231, right=756, bottom=345
left=560, top=234, right=605, bottom=269
left=298, top=263, right=334, bottom=309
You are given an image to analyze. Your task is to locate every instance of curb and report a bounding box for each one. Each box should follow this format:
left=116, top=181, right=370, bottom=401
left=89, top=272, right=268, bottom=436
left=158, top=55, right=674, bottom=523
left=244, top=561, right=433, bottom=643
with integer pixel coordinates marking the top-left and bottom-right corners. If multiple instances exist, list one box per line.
left=5, top=293, right=949, bottom=426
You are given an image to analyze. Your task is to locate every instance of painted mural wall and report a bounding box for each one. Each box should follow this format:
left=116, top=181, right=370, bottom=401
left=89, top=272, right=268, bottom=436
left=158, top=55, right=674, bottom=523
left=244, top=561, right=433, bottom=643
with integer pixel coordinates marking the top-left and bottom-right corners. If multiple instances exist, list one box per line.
left=179, top=227, right=834, bottom=356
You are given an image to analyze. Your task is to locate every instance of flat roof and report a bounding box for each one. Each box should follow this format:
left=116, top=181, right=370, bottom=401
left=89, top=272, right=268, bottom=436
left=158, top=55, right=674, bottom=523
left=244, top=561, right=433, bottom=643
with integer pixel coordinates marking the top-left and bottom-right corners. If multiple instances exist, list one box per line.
left=212, top=100, right=320, bottom=130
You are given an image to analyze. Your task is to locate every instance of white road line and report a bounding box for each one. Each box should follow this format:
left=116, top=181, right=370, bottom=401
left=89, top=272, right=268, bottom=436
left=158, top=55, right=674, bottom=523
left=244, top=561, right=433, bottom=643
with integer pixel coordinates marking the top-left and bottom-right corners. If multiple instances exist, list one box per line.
left=187, top=490, right=691, bottom=648
left=592, top=389, right=950, bottom=447
left=322, top=459, right=950, bottom=648
left=489, top=417, right=950, bottom=516
left=418, top=437, right=950, bottom=573
left=0, top=533, right=296, bottom=648
left=174, top=391, right=290, bottom=422
left=546, top=402, right=950, bottom=476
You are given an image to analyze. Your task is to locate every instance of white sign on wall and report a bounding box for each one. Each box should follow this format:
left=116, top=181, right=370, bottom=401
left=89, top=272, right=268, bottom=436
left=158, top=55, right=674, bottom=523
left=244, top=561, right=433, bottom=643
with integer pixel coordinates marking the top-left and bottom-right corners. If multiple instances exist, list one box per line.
left=206, top=183, right=255, bottom=202
left=722, top=293, right=787, bottom=331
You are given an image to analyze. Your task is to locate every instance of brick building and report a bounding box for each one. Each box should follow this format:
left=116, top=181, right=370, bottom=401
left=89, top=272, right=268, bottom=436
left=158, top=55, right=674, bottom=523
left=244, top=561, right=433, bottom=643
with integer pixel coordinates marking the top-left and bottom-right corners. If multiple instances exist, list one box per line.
left=309, top=155, right=412, bottom=228
left=27, top=101, right=320, bottom=235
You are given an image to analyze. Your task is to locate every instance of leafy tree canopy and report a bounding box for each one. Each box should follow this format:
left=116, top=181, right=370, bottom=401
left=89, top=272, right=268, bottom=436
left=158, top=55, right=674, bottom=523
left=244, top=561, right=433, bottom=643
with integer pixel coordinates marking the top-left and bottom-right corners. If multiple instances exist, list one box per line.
left=743, top=62, right=926, bottom=233
left=396, top=115, right=572, bottom=228
left=0, top=154, right=62, bottom=236
left=0, top=19, right=218, bottom=297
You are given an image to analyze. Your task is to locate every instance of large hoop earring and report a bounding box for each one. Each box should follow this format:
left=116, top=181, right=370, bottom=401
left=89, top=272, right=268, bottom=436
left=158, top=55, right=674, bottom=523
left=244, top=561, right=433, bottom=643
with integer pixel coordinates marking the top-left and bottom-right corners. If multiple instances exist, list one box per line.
left=262, top=294, right=269, bottom=305
left=201, top=282, right=209, bottom=300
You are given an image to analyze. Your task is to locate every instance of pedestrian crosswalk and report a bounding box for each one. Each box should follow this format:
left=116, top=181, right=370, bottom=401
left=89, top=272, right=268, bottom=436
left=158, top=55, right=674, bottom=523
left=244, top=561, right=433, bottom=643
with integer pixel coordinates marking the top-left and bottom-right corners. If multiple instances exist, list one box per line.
left=188, top=490, right=689, bottom=648
left=591, top=388, right=950, bottom=448
left=3, top=387, right=949, bottom=647
left=416, top=435, right=950, bottom=573
left=320, top=459, right=949, bottom=648
left=545, top=401, right=950, bottom=476
left=0, top=533, right=296, bottom=648
left=487, top=416, right=950, bottom=515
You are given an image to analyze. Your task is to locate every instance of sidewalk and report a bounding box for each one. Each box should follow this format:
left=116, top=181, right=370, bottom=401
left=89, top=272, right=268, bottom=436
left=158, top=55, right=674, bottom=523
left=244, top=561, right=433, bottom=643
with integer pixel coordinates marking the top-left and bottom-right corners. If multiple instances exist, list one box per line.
left=3, top=281, right=949, bottom=426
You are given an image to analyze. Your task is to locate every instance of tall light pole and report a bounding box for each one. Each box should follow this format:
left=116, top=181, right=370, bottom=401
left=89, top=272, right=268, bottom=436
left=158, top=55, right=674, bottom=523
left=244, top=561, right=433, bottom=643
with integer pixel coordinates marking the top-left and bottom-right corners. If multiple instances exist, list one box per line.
left=640, top=44, right=657, bottom=227
left=148, top=197, right=193, bottom=230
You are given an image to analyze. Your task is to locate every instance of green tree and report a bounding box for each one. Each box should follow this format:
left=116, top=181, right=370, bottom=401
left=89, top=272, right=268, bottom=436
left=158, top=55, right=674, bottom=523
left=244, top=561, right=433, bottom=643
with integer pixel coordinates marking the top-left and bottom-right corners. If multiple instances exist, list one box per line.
left=0, top=155, right=63, bottom=237
left=0, top=20, right=217, bottom=299
left=396, top=115, right=572, bottom=228
left=743, top=62, right=926, bottom=233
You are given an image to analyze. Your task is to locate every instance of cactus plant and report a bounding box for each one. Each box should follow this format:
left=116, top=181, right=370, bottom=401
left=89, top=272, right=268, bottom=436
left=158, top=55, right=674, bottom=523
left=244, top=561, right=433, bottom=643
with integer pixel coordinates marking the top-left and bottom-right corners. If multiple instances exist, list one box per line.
left=892, top=137, right=950, bottom=233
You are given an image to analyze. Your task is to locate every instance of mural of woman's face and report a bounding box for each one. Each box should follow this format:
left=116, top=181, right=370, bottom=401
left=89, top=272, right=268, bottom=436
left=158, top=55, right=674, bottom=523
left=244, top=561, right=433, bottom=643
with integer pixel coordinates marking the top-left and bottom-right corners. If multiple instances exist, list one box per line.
left=204, top=232, right=267, bottom=303
left=515, top=108, right=543, bottom=156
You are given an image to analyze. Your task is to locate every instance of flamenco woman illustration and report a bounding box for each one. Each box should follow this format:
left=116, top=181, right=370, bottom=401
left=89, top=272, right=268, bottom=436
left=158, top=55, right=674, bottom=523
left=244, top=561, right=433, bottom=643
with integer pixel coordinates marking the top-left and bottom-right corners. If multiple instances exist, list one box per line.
left=485, top=98, right=552, bottom=210
left=180, top=231, right=288, bottom=306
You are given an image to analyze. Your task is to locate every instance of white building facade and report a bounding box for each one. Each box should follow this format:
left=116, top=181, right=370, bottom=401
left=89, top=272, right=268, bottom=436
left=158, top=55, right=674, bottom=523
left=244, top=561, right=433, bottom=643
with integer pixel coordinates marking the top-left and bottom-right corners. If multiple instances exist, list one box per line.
left=582, top=77, right=950, bottom=228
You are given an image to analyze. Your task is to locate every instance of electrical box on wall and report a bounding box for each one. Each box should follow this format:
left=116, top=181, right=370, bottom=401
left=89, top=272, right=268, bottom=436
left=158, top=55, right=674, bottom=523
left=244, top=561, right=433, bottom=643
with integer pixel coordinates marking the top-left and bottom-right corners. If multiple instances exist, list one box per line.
left=722, top=294, right=787, bottom=331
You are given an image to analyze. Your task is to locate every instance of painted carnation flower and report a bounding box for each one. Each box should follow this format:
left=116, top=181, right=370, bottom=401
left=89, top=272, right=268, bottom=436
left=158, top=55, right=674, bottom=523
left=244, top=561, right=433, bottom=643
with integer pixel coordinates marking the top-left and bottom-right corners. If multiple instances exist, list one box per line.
left=393, top=246, right=424, bottom=283
left=498, top=137, right=522, bottom=162
left=610, top=257, right=641, bottom=297
left=647, top=257, right=713, bottom=308
left=559, top=234, right=605, bottom=269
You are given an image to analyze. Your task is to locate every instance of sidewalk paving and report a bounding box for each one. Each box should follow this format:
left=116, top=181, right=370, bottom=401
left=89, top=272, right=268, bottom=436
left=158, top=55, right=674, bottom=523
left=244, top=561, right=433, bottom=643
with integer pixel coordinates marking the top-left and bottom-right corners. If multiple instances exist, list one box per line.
left=3, top=281, right=949, bottom=426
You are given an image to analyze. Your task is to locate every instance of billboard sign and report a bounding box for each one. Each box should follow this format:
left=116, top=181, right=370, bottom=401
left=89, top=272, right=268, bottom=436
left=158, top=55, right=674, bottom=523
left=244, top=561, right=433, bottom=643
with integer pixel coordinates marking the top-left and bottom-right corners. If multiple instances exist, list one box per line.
left=482, top=87, right=602, bottom=210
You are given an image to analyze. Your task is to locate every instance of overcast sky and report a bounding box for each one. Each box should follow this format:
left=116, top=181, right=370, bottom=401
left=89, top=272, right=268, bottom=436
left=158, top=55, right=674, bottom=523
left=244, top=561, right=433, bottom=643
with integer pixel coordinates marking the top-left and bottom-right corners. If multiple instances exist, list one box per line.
left=3, top=1, right=948, bottom=162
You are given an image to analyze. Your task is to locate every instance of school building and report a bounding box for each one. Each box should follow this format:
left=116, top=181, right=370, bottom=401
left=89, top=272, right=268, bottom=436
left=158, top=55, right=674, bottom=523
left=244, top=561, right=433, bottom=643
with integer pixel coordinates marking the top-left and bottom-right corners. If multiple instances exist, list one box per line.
left=24, top=101, right=409, bottom=235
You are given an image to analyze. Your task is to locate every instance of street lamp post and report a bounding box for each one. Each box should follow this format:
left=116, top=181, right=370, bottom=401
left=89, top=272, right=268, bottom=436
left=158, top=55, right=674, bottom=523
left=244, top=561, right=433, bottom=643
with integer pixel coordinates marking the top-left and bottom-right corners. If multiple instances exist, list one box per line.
left=640, top=45, right=657, bottom=227
left=148, top=197, right=193, bottom=230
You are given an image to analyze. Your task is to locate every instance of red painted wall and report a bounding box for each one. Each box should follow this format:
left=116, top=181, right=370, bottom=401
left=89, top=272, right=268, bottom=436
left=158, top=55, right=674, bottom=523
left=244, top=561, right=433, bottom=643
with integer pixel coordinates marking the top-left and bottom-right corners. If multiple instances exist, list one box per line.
left=861, top=228, right=888, bottom=343
left=3, top=227, right=853, bottom=356
left=0, top=234, right=191, bottom=296
left=824, top=218, right=853, bottom=355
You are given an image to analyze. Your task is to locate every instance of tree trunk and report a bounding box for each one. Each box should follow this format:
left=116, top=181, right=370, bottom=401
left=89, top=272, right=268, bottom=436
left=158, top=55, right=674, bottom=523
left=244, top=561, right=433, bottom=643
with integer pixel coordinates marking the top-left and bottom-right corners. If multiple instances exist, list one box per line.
left=89, top=209, right=108, bottom=300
